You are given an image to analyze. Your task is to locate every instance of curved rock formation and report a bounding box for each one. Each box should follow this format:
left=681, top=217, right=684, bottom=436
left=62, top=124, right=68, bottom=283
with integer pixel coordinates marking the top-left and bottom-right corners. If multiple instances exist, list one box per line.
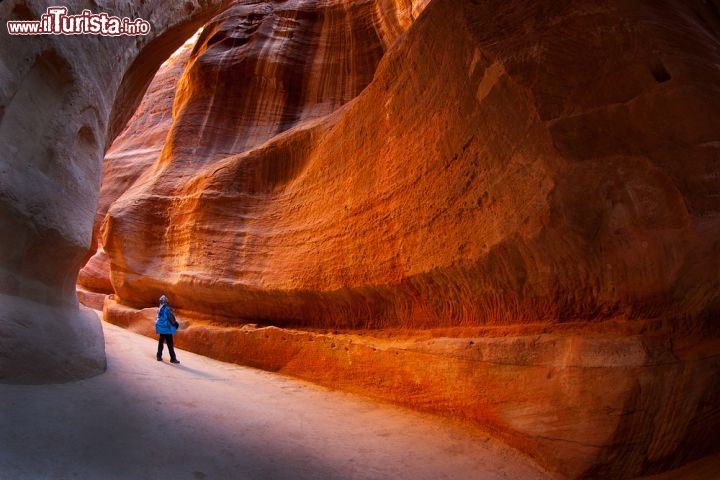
left=98, top=0, right=720, bottom=477
left=102, top=0, right=431, bottom=316
left=104, top=0, right=719, bottom=328
left=78, top=34, right=198, bottom=306
left=0, top=0, right=234, bottom=383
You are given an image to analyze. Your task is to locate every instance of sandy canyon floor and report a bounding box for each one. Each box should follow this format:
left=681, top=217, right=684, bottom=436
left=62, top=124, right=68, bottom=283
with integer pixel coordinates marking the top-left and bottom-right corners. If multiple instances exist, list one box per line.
left=2, top=314, right=719, bottom=479
left=0, top=315, right=553, bottom=480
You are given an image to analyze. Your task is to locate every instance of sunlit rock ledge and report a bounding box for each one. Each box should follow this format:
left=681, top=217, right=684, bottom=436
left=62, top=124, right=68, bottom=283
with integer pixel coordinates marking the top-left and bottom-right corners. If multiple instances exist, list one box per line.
left=102, top=294, right=720, bottom=479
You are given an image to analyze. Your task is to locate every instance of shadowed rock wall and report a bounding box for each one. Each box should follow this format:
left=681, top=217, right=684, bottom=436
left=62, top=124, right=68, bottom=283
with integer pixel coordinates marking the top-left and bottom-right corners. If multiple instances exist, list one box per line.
left=0, top=0, right=235, bottom=383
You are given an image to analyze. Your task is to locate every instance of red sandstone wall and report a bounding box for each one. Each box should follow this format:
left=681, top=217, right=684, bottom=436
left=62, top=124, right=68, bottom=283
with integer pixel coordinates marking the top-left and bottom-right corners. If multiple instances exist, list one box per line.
left=100, top=0, right=719, bottom=331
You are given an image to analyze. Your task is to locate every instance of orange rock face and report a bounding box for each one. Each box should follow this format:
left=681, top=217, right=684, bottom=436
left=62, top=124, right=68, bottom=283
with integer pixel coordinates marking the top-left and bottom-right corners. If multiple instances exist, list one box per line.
left=102, top=0, right=432, bottom=317
left=78, top=37, right=197, bottom=297
left=93, top=0, right=720, bottom=477
left=103, top=0, right=719, bottom=327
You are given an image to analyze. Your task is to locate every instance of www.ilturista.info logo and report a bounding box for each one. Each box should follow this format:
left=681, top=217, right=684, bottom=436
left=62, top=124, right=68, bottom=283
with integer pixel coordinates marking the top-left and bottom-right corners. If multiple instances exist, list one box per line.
left=7, top=7, right=151, bottom=36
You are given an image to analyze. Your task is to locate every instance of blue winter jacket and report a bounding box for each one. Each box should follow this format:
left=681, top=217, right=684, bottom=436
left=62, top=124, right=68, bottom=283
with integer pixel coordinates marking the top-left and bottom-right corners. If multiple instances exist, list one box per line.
left=155, top=304, right=177, bottom=335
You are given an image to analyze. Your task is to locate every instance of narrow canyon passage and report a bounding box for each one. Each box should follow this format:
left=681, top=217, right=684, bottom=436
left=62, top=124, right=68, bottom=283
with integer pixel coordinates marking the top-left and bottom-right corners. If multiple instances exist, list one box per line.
left=0, top=316, right=548, bottom=480
left=2, top=0, right=719, bottom=476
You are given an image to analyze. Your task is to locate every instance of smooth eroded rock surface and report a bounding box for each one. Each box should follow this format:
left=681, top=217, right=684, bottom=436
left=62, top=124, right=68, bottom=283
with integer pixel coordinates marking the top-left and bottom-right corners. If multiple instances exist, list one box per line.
left=77, top=34, right=198, bottom=295
left=102, top=0, right=719, bottom=330
left=0, top=0, right=235, bottom=383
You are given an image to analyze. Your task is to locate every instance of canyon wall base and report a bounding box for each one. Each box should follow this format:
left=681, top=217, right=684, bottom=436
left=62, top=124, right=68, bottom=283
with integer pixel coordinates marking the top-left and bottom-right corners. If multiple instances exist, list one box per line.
left=104, top=296, right=720, bottom=479
left=0, top=294, right=105, bottom=384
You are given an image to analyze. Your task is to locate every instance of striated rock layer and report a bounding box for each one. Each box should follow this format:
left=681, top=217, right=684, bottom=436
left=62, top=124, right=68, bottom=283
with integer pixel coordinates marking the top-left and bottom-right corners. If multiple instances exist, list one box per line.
left=82, top=0, right=429, bottom=297
left=0, top=0, right=235, bottom=383
left=103, top=0, right=719, bottom=329
left=78, top=35, right=198, bottom=300
left=102, top=0, right=433, bottom=315
left=95, top=0, right=720, bottom=477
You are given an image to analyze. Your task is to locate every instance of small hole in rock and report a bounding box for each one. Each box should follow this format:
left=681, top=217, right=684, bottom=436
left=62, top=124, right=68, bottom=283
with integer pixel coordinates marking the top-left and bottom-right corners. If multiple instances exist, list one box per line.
left=650, top=58, right=671, bottom=83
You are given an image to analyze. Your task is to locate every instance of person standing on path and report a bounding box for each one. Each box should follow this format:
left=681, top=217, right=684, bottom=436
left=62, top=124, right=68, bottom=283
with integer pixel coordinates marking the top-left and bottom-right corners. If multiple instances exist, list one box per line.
left=155, top=294, right=180, bottom=364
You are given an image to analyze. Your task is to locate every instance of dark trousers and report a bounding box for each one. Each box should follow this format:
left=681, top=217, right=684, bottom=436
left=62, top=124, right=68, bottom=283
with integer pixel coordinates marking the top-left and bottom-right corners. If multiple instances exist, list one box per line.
left=157, top=334, right=177, bottom=360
